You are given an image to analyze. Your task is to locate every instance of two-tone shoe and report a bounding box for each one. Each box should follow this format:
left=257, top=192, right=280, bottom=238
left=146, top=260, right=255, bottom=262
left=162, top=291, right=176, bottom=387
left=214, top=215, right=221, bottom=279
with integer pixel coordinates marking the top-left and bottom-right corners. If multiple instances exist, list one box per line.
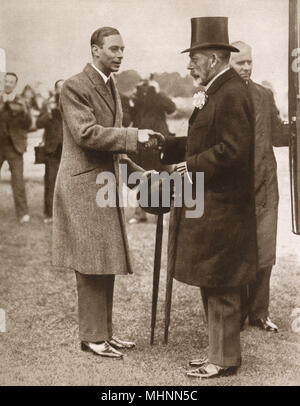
left=186, top=362, right=238, bottom=379
left=81, top=341, right=123, bottom=359
left=189, top=357, right=208, bottom=367
left=109, top=336, right=136, bottom=350
left=249, top=317, right=278, bottom=332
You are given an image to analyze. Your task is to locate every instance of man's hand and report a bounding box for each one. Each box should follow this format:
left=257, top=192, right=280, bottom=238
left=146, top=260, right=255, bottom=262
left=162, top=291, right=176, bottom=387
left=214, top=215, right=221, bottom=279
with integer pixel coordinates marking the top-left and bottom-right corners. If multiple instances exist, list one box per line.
left=8, top=97, right=28, bottom=115
left=175, top=161, right=193, bottom=184
left=138, top=130, right=165, bottom=150
left=149, top=132, right=165, bottom=150
left=138, top=129, right=152, bottom=143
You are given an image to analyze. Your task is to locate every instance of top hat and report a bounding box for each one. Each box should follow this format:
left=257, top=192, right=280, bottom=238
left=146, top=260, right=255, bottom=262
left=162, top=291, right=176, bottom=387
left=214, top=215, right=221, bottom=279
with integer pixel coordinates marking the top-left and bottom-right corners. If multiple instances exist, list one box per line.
left=181, top=17, right=239, bottom=53
left=137, top=172, right=171, bottom=216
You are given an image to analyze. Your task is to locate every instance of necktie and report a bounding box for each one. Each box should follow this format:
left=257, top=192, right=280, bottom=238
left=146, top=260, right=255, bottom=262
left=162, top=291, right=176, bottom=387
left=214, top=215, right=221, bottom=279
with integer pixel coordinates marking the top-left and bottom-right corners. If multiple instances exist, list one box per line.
left=106, top=78, right=115, bottom=106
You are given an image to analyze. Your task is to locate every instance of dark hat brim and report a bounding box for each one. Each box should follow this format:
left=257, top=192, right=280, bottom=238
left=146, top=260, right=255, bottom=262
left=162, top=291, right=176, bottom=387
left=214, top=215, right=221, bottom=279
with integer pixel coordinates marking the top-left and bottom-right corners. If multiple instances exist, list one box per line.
left=181, top=43, right=240, bottom=54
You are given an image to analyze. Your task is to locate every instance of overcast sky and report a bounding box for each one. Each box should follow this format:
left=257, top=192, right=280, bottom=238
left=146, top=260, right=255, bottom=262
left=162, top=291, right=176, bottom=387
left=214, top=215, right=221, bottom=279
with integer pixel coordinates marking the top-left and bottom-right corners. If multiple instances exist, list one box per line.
left=0, top=0, right=289, bottom=106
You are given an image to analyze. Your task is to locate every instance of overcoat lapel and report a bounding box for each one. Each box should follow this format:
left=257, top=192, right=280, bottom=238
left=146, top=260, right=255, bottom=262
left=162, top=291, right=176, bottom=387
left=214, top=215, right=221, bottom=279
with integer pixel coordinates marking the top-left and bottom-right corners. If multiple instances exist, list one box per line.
left=189, top=107, right=199, bottom=125
left=189, top=69, right=237, bottom=126
left=83, top=63, right=115, bottom=114
left=110, top=75, right=122, bottom=127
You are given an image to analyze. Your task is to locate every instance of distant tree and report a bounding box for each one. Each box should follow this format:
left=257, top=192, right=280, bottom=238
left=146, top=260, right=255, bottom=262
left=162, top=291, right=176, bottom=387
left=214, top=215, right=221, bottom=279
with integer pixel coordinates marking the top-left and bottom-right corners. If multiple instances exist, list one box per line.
left=153, top=72, right=194, bottom=97
left=115, top=70, right=195, bottom=98
left=115, top=70, right=141, bottom=95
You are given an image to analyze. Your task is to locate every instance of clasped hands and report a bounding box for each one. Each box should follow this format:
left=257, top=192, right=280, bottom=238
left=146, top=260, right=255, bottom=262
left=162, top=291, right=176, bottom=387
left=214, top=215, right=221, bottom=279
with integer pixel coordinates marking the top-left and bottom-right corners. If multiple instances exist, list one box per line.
left=137, top=129, right=165, bottom=150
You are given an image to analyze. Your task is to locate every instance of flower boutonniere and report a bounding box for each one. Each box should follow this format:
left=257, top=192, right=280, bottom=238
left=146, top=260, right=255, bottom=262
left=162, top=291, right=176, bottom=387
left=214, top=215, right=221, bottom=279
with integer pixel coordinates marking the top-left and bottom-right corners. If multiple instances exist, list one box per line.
left=192, top=90, right=208, bottom=110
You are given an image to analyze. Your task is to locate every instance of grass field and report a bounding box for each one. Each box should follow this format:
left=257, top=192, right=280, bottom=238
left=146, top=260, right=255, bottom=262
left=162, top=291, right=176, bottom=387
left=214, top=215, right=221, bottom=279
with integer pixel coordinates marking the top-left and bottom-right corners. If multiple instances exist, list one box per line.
left=0, top=125, right=299, bottom=386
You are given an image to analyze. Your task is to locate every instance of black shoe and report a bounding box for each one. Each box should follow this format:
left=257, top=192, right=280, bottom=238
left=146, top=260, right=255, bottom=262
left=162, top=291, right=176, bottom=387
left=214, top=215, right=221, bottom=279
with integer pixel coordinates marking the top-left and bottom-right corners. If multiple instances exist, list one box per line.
left=81, top=341, right=124, bottom=358
left=186, top=363, right=238, bottom=379
left=249, top=317, right=278, bottom=332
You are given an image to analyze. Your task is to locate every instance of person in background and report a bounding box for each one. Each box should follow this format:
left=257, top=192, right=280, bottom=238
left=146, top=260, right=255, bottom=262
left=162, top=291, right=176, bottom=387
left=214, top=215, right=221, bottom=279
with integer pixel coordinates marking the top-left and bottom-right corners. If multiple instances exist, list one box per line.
left=119, top=93, right=132, bottom=128
left=36, top=80, right=64, bottom=223
left=128, top=76, right=176, bottom=223
left=21, top=84, right=40, bottom=111
left=0, top=72, right=32, bottom=223
left=230, top=41, right=289, bottom=333
left=21, top=84, right=40, bottom=131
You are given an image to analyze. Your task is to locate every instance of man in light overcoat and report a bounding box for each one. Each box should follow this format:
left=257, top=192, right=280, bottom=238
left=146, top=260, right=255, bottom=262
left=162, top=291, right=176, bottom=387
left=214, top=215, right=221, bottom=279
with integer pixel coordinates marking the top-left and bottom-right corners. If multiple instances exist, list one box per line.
left=52, top=27, right=157, bottom=358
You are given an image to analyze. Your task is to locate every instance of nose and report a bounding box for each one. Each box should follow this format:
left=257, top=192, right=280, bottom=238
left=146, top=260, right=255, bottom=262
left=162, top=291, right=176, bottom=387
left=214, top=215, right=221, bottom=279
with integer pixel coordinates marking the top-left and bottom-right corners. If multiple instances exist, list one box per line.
left=243, top=62, right=251, bottom=71
left=187, top=60, right=193, bottom=70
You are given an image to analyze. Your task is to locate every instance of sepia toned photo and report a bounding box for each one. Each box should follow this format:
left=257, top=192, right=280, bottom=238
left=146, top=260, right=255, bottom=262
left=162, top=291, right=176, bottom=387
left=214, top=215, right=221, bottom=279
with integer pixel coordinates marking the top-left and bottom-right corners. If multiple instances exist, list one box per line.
left=0, top=0, right=299, bottom=389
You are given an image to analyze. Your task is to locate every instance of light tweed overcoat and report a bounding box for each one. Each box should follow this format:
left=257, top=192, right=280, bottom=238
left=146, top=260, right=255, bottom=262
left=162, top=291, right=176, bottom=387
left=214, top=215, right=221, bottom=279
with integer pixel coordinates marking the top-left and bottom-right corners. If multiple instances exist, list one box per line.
left=52, top=63, right=141, bottom=275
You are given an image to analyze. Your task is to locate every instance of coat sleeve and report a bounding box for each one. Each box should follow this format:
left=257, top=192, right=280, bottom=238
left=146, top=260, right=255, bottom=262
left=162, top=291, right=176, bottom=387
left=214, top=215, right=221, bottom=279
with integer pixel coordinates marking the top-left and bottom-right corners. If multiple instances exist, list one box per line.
left=268, top=91, right=289, bottom=147
left=60, top=79, right=139, bottom=154
left=187, top=88, right=254, bottom=182
left=36, top=105, right=51, bottom=129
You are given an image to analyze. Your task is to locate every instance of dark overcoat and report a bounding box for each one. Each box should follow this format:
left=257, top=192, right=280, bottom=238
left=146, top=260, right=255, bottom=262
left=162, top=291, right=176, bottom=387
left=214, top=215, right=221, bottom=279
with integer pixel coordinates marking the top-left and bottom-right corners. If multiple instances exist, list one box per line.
left=0, top=93, right=32, bottom=154
left=36, top=100, right=63, bottom=154
left=52, top=63, right=142, bottom=275
left=162, top=68, right=258, bottom=288
left=248, top=81, right=289, bottom=268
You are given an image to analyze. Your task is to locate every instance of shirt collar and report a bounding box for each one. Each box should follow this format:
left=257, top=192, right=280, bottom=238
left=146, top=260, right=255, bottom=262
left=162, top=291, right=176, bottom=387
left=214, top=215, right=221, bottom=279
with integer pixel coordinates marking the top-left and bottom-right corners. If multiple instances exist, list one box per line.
left=205, top=66, right=230, bottom=91
left=2, top=90, right=17, bottom=102
left=91, top=63, right=110, bottom=84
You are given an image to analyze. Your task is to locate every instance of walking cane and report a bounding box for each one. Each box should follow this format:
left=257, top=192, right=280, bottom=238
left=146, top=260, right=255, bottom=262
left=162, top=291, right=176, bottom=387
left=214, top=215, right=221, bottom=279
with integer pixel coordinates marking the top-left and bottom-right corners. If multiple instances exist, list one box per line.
left=150, top=213, right=164, bottom=345
left=164, top=203, right=180, bottom=344
left=146, top=131, right=167, bottom=344
left=164, top=264, right=174, bottom=344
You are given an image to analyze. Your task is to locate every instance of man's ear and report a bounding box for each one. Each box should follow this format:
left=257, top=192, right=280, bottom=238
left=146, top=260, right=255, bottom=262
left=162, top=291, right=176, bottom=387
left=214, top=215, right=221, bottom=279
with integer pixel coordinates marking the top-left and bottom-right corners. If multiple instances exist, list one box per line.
left=210, top=53, right=218, bottom=68
left=91, top=44, right=101, bottom=58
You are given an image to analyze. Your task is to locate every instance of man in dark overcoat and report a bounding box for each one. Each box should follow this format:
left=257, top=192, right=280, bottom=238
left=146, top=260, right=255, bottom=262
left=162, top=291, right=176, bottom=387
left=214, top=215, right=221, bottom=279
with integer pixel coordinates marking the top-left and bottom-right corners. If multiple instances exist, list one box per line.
left=36, top=79, right=64, bottom=223
left=231, top=41, right=289, bottom=333
left=52, top=27, right=158, bottom=359
left=0, top=72, right=31, bottom=223
left=161, top=17, right=257, bottom=378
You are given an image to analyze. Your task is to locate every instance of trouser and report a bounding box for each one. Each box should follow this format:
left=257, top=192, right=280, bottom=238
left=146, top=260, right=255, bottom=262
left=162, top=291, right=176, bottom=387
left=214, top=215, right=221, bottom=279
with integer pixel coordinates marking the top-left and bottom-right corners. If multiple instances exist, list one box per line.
left=241, top=266, right=272, bottom=322
left=75, top=272, right=115, bottom=342
left=200, top=286, right=241, bottom=367
left=0, top=144, right=28, bottom=218
left=44, top=153, right=61, bottom=218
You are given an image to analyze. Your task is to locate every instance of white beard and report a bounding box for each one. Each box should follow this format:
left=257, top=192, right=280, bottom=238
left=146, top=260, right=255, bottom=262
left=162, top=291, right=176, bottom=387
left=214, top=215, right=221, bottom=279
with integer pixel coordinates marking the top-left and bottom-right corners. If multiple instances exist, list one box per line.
left=192, top=77, right=202, bottom=87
